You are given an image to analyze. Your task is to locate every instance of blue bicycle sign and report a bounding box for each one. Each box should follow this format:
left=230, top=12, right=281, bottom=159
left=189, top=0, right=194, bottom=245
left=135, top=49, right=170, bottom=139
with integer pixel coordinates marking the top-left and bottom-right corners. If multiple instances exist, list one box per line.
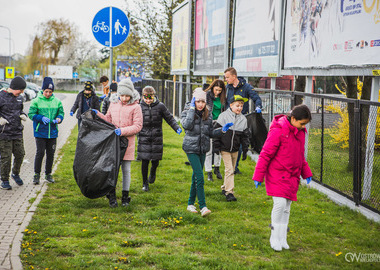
left=92, top=21, right=109, bottom=33
left=92, top=7, right=130, bottom=47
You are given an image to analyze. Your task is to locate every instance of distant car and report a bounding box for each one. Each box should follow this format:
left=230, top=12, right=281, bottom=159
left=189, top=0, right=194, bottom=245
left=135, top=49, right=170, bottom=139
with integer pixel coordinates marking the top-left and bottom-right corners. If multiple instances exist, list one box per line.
left=26, top=82, right=42, bottom=94
left=24, top=84, right=36, bottom=101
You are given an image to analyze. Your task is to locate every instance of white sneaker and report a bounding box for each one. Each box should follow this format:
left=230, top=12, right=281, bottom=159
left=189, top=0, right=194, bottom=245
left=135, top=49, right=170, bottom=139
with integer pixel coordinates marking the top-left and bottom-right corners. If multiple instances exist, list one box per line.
left=187, top=204, right=198, bottom=213
left=200, top=207, right=211, bottom=217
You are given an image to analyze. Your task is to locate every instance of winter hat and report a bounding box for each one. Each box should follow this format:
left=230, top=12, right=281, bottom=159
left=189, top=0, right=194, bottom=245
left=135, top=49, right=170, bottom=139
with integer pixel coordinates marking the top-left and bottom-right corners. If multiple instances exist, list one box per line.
left=229, top=95, right=248, bottom=104
left=117, top=78, right=134, bottom=96
left=84, top=81, right=94, bottom=91
left=109, top=82, right=118, bottom=92
left=192, top=87, right=207, bottom=102
left=10, top=76, right=26, bottom=90
left=42, top=77, right=54, bottom=91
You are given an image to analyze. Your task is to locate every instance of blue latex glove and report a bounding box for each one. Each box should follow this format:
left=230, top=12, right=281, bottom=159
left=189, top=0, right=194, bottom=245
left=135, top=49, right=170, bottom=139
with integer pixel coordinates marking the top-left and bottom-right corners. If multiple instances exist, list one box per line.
left=41, top=116, right=50, bottom=125
left=190, top=97, right=196, bottom=108
left=306, top=177, right=312, bottom=184
left=254, top=181, right=261, bottom=189
left=52, top=119, right=57, bottom=124
left=222, top=122, right=234, bottom=132
left=114, top=128, right=121, bottom=136
left=100, top=94, right=107, bottom=100
left=92, top=109, right=98, bottom=114
left=255, top=107, right=262, bottom=113
left=176, top=127, right=182, bottom=135
left=70, top=111, right=74, bottom=116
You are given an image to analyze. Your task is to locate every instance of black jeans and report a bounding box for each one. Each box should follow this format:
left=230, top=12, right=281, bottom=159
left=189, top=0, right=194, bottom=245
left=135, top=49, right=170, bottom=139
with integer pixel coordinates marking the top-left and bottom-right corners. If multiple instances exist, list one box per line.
left=34, top=137, right=57, bottom=175
left=141, top=159, right=159, bottom=184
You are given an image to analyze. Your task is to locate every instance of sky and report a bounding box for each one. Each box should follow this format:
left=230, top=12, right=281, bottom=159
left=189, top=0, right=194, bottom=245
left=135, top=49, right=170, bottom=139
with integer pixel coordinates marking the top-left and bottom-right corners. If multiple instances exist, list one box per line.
left=0, top=0, right=132, bottom=56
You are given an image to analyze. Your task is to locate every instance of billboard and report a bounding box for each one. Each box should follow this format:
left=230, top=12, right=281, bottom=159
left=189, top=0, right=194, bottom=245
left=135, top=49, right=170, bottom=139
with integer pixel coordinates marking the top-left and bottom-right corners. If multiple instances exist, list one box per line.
left=48, top=65, right=73, bottom=79
left=171, top=1, right=191, bottom=75
left=283, top=0, right=380, bottom=69
left=116, top=60, right=145, bottom=83
left=194, top=0, right=229, bottom=75
left=232, top=0, right=282, bottom=76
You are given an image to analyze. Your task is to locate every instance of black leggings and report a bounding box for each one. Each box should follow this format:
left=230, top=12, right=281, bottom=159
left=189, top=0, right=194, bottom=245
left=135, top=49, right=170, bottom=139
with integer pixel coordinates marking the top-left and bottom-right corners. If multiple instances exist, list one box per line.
left=141, top=159, right=159, bottom=183
left=34, top=138, right=57, bottom=175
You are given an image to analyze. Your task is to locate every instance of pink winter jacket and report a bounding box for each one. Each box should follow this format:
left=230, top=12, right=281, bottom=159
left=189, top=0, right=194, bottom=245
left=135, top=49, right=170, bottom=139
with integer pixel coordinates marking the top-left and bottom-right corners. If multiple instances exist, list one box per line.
left=252, top=115, right=312, bottom=201
left=98, top=98, right=143, bottom=161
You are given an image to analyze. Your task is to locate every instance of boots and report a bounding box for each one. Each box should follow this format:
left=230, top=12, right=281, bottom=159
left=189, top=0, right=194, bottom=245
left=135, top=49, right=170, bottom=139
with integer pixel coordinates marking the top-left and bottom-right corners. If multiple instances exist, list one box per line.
left=270, top=224, right=282, bottom=251
left=33, top=173, right=40, bottom=185
left=121, top=190, right=131, bottom=207
left=207, top=172, right=213, bottom=182
left=107, top=189, right=118, bottom=208
left=279, top=224, right=289, bottom=249
left=148, top=173, right=156, bottom=184
left=213, top=167, right=223, bottom=179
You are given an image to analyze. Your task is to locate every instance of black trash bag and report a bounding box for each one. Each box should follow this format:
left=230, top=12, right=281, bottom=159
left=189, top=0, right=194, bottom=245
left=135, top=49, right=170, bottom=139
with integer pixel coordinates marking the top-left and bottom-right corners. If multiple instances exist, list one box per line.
left=73, top=110, right=128, bottom=199
left=246, top=112, right=268, bottom=154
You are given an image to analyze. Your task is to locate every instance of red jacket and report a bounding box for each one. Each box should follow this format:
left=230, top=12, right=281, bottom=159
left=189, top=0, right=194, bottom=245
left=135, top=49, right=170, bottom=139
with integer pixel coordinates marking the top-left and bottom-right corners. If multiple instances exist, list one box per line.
left=252, top=115, right=312, bottom=201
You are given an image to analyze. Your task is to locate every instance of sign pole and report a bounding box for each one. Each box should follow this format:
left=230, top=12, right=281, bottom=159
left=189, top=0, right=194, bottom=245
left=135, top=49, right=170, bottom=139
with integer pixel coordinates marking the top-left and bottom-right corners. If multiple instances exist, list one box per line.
left=109, top=7, right=113, bottom=82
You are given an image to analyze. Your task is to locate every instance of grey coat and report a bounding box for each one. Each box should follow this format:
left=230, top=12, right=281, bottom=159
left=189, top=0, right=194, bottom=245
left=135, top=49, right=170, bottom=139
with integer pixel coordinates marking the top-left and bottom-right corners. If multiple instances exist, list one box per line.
left=181, top=103, right=222, bottom=154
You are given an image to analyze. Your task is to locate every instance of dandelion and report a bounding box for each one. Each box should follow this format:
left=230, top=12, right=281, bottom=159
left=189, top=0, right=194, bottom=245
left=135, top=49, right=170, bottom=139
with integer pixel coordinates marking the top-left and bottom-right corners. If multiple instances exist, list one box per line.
left=336, top=252, right=342, bottom=256
left=322, top=211, right=325, bottom=214
left=233, top=244, right=237, bottom=247
left=241, top=245, right=244, bottom=247
left=82, top=229, right=87, bottom=232
left=175, top=220, right=180, bottom=223
left=180, top=217, right=183, bottom=219
left=33, top=231, right=37, bottom=234
left=93, top=217, right=97, bottom=219
left=24, top=229, right=28, bottom=232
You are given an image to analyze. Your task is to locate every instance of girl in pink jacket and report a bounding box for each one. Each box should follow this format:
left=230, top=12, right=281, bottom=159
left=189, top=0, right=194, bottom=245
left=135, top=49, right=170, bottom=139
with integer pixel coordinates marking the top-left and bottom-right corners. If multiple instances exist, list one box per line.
left=95, top=78, right=143, bottom=208
left=252, top=104, right=312, bottom=251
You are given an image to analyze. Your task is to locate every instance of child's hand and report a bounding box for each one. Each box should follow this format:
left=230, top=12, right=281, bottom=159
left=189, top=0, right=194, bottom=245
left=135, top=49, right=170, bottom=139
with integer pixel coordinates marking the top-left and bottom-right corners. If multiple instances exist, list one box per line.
left=255, top=107, right=262, bottom=113
left=42, top=116, right=50, bottom=125
left=190, top=97, right=196, bottom=108
left=70, top=111, right=74, bottom=116
left=91, top=109, right=98, bottom=115
left=114, top=129, right=121, bottom=136
left=100, top=94, right=106, bottom=100
left=306, top=177, right=312, bottom=184
left=222, top=122, right=233, bottom=132
left=176, top=127, right=182, bottom=135
left=254, top=181, right=261, bottom=189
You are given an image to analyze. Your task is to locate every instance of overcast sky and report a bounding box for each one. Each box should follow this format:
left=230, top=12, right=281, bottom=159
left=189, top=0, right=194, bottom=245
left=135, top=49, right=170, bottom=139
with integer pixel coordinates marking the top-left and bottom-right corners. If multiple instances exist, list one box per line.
left=0, top=0, right=130, bottom=56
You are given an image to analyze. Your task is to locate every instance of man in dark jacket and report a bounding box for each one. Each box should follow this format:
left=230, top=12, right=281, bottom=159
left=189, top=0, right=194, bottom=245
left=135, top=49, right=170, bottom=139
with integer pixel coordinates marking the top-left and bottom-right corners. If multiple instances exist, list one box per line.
left=69, top=81, right=100, bottom=128
left=224, top=67, right=262, bottom=174
left=0, top=76, right=27, bottom=190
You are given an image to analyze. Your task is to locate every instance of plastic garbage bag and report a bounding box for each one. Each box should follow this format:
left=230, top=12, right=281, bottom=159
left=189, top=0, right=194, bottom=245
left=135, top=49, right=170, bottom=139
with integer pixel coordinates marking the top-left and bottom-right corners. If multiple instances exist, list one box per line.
left=246, top=112, right=268, bottom=154
left=73, top=110, right=128, bottom=199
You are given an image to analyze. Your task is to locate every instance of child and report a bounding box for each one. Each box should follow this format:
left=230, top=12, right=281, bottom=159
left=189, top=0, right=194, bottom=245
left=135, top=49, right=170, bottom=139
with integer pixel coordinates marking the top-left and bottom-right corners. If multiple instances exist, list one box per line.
left=101, top=82, right=118, bottom=114
left=213, top=95, right=250, bottom=202
left=70, top=81, right=100, bottom=128
left=204, top=79, right=226, bottom=181
left=252, top=104, right=313, bottom=251
left=94, top=78, right=143, bottom=207
left=28, top=77, right=64, bottom=185
left=137, top=86, right=182, bottom=192
left=181, top=88, right=231, bottom=217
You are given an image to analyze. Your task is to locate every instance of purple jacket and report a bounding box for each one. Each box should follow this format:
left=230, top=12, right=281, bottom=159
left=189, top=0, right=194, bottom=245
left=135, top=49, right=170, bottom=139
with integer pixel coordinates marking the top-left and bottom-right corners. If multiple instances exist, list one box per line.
left=252, top=115, right=312, bottom=201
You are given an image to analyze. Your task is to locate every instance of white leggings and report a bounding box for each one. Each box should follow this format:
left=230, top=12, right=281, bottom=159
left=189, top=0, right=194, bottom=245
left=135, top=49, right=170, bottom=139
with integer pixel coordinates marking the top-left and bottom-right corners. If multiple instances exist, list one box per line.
left=121, top=160, right=131, bottom=191
left=271, top=196, right=292, bottom=225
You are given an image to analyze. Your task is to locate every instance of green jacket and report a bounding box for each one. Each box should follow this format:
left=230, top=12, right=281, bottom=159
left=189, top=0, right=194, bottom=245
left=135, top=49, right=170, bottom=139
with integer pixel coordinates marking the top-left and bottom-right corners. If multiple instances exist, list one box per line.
left=28, top=91, right=64, bottom=139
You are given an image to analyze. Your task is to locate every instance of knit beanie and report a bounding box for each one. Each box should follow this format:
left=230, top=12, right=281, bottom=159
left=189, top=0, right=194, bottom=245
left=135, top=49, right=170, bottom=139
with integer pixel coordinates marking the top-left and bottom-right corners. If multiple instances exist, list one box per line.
left=110, top=82, right=118, bottom=92
left=117, top=78, right=134, bottom=97
left=10, top=76, right=26, bottom=90
left=84, top=81, right=94, bottom=91
left=192, top=87, right=206, bottom=102
left=42, top=77, right=54, bottom=91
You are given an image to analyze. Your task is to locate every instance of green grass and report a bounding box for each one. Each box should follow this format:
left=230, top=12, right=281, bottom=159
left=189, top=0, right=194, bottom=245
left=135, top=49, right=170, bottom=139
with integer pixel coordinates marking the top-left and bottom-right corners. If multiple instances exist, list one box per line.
left=21, top=124, right=380, bottom=269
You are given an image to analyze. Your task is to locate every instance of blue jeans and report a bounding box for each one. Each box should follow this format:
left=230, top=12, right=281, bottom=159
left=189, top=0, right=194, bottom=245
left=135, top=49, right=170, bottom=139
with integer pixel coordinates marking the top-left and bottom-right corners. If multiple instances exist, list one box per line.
left=186, top=153, right=206, bottom=209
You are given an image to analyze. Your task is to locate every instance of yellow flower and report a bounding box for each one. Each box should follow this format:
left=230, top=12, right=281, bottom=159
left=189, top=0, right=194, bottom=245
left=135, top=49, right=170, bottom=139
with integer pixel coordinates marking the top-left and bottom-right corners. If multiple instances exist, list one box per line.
left=176, top=220, right=180, bottom=223
left=336, top=252, right=342, bottom=256
left=233, top=244, right=237, bottom=247
left=322, top=211, right=325, bottom=214
left=24, top=229, right=28, bottom=232
left=93, top=217, right=97, bottom=219
left=82, top=229, right=87, bottom=232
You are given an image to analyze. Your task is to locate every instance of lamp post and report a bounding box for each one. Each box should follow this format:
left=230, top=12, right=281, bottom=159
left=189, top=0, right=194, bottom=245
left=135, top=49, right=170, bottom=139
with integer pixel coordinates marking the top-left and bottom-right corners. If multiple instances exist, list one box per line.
left=0, top=25, right=11, bottom=67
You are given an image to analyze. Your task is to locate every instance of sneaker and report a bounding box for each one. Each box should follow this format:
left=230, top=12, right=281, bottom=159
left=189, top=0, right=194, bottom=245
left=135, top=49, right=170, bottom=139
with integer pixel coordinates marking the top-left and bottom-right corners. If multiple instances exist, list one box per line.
left=200, top=207, right=211, bottom=217
left=11, top=174, right=23, bottom=186
left=226, top=193, right=237, bottom=202
left=45, top=174, right=55, bottom=183
left=1, top=181, right=12, bottom=190
left=221, top=190, right=226, bottom=196
left=187, top=204, right=198, bottom=213
left=207, top=172, right=213, bottom=182
left=142, top=184, right=149, bottom=192
left=214, top=167, right=223, bottom=179
left=33, top=173, right=40, bottom=185
left=234, top=168, right=242, bottom=175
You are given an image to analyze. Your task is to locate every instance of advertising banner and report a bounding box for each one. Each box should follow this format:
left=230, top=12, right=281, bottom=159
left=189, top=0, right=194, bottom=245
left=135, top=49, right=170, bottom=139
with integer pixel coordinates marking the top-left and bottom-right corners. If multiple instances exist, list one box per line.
left=194, top=0, right=229, bottom=75
left=232, top=0, right=282, bottom=76
left=48, top=65, right=73, bottom=79
left=284, top=0, right=380, bottom=69
left=171, top=1, right=191, bottom=75
left=116, top=60, right=145, bottom=83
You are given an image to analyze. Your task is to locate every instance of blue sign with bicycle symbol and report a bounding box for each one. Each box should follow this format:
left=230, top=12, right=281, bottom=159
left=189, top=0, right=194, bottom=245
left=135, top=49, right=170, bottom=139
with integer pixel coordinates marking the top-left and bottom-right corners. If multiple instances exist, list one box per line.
left=92, top=7, right=130, bottom=47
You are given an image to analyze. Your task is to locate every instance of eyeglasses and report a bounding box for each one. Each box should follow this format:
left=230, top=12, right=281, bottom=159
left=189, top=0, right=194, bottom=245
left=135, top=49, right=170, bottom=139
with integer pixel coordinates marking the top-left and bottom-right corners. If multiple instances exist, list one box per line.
left=143, top=94, right=154, bottom=100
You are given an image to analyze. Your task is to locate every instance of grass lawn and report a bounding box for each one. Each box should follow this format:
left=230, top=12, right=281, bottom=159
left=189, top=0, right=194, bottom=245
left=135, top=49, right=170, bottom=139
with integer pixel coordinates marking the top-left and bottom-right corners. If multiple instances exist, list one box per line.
left=21, top=123, right=380, bottom=269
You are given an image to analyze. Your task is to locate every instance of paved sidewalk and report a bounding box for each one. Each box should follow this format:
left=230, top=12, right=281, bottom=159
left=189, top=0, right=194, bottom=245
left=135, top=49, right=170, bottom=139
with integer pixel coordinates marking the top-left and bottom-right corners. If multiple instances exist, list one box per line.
left=0, top=93, right=78, bottom=270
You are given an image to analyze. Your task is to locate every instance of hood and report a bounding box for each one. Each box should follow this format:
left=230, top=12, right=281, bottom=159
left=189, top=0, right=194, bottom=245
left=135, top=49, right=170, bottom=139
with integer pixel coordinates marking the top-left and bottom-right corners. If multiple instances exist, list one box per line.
left=217, top=108, right=247, bottom=131
left=271, top=114, right=306, bottom=136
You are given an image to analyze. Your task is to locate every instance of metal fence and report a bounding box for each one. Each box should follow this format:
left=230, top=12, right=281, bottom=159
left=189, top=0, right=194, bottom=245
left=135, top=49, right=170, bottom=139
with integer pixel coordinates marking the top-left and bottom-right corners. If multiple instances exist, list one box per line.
left=140, top=79, right=380, bottom=214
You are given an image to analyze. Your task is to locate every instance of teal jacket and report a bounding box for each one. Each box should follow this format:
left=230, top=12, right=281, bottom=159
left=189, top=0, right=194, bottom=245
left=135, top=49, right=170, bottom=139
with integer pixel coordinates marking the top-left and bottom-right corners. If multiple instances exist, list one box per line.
left=28, top=91, right=64, bottom=139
